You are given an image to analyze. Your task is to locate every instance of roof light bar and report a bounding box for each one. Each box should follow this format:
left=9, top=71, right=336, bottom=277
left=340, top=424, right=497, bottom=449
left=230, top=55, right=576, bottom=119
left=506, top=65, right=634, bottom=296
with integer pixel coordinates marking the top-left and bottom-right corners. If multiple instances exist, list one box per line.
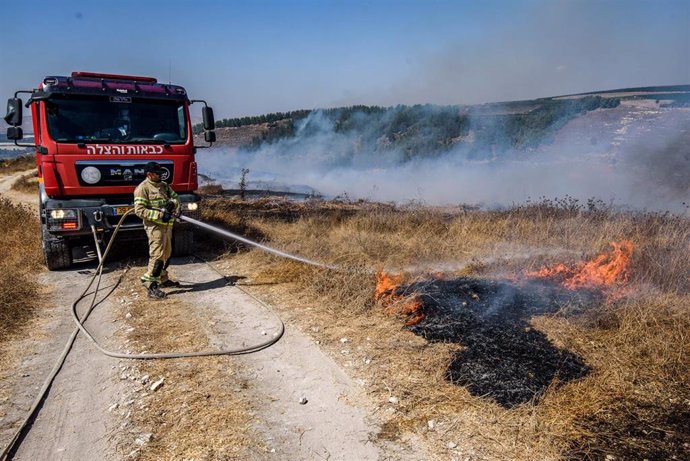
left=71, top=71, right=157, bottom=83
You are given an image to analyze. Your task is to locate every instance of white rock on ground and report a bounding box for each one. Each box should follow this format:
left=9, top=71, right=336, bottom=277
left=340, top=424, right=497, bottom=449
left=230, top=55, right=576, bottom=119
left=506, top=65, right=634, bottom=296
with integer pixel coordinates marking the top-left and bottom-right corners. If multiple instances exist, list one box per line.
left=149, top=378, right=164, bottom=392
left=135, top=433, right=153, bottom=445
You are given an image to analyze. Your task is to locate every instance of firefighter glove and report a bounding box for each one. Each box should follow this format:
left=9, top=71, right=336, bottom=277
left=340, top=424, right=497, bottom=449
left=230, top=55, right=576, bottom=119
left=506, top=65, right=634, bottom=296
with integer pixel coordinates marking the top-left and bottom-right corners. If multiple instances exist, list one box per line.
left=162, top=200, right=176, bottom=222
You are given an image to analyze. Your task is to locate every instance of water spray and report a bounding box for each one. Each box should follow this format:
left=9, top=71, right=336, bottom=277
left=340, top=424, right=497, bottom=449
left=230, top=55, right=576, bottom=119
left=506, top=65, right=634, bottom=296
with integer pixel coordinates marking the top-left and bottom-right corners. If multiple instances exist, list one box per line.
left=178, top=214, right=337, bottom=270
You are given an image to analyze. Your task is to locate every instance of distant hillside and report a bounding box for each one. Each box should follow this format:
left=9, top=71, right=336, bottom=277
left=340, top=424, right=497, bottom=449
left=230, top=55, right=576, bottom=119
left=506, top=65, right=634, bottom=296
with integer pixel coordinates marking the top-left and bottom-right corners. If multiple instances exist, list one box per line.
left=193, top=120, right=292, bottom=148
left=199, top=97, right=621, bottom=158
left=200, top=85, right=688, bottom=157
left=558, top=84, right=690, bottom=99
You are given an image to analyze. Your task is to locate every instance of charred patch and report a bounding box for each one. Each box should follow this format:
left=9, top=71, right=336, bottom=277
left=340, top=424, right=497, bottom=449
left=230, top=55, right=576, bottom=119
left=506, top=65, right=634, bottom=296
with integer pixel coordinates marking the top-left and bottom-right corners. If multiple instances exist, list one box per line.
left=405, top=277, right=596, bottom=407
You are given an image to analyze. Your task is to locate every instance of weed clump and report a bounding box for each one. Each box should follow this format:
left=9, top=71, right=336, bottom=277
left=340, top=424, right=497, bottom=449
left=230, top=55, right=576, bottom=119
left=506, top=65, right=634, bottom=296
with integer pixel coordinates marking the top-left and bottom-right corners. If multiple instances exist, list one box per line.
left=11, top=171, right=39, bottom=193
left=0, top=154, right=35, bottom=174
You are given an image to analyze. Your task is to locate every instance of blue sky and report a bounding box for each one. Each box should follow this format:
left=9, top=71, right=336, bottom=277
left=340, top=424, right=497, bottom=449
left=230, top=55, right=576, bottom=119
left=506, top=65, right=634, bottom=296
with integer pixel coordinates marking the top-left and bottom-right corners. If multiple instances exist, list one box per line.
left=1, top=0, right=688, bottom=118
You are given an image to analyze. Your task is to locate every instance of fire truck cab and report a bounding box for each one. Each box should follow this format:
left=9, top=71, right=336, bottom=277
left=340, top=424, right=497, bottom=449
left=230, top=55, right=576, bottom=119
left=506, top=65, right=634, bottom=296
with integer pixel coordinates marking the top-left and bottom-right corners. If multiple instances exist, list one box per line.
left=4, top=71, right=216, bottom=270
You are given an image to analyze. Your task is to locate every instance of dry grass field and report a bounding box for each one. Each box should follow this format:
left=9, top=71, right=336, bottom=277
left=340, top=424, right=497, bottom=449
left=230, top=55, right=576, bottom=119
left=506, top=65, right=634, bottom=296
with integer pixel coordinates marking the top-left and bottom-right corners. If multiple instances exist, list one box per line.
left=0, top=197, right=42, bottom=343
left=201, top=194, right=690, bottom=460
left=1, top=157, right=687, bottom=459
left=0, top=196, right=43, bottom=431
left=0, top=156, right=41, bottom=347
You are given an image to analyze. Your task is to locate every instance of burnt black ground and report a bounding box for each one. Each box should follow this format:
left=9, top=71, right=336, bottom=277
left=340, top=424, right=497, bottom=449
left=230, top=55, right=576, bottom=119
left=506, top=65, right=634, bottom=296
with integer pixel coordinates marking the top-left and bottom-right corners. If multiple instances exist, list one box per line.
left=406, top=277, right=597, bottom=407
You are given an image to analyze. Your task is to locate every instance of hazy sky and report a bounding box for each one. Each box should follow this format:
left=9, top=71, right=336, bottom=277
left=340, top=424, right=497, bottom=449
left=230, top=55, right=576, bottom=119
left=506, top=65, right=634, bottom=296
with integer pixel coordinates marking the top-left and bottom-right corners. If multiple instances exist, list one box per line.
left=1, top=0, right=688, bottom=118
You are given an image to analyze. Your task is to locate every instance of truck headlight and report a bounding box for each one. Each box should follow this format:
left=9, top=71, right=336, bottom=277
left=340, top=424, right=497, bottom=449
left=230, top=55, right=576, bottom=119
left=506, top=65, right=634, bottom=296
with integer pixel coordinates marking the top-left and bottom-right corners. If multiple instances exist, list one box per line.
left=186, top=202, right=198, bottom=211
left=48, top=209, right=81, bottom=231
left=81, top=166, right=101, bottom=184
left=50, top=209, right=78, bottom=219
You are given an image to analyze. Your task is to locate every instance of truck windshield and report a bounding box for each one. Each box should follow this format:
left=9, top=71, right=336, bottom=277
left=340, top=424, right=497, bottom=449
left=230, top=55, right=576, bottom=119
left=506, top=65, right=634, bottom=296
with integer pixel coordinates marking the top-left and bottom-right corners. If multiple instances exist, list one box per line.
left=44, top=95, right=187, bottom=144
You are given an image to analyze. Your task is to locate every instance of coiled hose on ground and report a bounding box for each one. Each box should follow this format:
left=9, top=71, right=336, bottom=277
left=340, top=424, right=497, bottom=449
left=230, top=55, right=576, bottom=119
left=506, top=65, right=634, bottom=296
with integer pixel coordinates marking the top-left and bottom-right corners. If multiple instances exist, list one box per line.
left=2, top=208, right=340, bottom=459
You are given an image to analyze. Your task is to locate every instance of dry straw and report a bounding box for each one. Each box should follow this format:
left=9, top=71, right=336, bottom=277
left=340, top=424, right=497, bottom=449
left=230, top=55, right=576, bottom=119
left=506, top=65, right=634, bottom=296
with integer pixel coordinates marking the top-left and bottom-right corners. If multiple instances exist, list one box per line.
left=201, top=196, right=689, bottom=460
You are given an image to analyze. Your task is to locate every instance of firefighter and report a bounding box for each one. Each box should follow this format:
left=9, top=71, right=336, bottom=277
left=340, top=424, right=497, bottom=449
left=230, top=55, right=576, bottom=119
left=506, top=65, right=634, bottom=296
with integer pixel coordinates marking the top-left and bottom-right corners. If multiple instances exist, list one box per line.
left=133, top=162, right=181, bottom=299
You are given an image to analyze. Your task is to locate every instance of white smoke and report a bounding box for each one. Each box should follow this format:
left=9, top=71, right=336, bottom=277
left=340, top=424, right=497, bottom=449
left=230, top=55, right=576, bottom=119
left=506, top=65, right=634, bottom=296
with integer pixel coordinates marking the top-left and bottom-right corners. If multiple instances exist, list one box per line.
left=197, top=103, right=690, bottom=213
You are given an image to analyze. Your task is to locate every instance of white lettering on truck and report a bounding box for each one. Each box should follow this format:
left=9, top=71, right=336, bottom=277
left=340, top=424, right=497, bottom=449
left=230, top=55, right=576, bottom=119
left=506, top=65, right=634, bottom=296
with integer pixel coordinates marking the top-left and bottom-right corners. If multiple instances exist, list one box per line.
left=86, top=145, right=164, bottom=155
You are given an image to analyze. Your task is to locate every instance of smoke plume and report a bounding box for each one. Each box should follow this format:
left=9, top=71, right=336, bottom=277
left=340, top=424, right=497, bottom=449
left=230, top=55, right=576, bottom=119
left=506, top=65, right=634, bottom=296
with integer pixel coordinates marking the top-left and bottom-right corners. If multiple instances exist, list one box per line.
left=198, top=103, right=690, bottom=212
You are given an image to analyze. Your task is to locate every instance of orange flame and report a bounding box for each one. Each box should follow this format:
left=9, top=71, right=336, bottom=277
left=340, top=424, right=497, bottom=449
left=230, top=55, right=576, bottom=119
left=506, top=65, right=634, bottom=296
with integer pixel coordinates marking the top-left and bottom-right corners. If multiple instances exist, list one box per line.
left=526, top=240, right=634, bottom=290
left=374, top=271, right=404, bottom=299
left=375, top=271, right=425, bottom=326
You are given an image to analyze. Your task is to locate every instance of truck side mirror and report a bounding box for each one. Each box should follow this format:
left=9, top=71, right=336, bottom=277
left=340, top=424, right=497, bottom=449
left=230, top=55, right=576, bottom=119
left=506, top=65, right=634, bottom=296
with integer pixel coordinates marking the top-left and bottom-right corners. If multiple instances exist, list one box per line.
left=204, top=131, right=216, bottom=143
left=4, top=98, right=23, bottom=126
left=202, top=106, right=215, bottom=130
left=6, top=126, right=23, bottom=141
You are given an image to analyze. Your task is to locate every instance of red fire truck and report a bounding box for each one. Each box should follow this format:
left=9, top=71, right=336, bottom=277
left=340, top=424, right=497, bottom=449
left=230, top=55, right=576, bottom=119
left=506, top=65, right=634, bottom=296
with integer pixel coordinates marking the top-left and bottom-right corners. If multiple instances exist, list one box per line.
left=4, top=71, right=216, bottom=270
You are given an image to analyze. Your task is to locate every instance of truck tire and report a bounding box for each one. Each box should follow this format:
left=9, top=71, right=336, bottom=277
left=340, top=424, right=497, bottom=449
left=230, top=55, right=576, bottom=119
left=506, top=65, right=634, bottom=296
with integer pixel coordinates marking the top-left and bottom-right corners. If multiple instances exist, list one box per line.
left=172, top=228, right=194, bottom=257
left=42, top=229, right=72, bottom=270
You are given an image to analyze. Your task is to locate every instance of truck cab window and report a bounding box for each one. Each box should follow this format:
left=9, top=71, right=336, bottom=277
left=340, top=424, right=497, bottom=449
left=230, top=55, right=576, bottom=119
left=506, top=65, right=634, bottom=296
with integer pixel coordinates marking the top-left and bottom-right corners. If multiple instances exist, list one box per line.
left=44, top=96, right=187, bottom=144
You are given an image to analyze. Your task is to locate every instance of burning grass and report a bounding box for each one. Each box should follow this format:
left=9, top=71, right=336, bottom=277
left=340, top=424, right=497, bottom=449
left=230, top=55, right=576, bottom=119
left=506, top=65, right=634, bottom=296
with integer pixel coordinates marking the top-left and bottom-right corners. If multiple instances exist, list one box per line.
left=202, top=196, right=689, bottom=460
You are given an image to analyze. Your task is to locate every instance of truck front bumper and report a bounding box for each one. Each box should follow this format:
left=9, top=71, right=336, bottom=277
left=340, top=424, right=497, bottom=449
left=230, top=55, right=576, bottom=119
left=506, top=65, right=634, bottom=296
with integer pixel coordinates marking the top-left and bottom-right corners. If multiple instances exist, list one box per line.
left=42, top=193, right=201, bottom=237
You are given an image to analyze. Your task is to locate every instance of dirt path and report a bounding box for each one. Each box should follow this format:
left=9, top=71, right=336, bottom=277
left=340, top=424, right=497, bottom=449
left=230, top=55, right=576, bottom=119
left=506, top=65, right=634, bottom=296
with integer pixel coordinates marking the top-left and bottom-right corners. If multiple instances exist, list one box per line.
left=2, top=259, right=423, bottom=460
left=0, top=169, right=38, bottom=209
left=0, top=172, right=426, bottom=459
left=2, top=267, right=126, bottom=461
left=172, top=260, right=420, bottom=460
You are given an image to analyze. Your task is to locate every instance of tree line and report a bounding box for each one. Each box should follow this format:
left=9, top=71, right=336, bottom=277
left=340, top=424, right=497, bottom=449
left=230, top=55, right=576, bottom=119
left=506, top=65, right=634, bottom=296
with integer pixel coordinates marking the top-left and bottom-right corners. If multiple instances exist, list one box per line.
left=198, top=96, right=621, bottom=160
left=192, top=109, right=311, bottom=134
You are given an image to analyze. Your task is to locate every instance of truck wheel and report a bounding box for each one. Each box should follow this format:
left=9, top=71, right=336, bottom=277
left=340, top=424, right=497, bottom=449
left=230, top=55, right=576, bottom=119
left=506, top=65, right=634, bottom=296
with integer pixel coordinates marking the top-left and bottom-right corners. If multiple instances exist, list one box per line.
left=172, top=228, right=194, bottom=257
left=42, top=229, right=72, bottom=270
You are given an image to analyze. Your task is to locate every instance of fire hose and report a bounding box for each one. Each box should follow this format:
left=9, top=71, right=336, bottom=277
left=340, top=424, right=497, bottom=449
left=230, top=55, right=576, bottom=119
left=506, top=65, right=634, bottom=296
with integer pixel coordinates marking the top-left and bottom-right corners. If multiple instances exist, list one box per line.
left=2, top=208, right=337, bottom=459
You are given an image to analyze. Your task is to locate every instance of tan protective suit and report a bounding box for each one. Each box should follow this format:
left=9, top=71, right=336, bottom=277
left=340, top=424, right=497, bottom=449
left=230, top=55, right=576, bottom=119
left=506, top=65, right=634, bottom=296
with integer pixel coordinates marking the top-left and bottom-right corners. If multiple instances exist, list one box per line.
left=133, top=177, right=179, bottom=287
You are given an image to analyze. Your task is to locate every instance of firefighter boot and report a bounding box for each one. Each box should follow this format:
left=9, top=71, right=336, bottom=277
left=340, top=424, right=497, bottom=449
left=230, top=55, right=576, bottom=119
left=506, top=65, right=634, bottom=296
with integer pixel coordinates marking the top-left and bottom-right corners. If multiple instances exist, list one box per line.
left=160, top=259, right=181, bottom=288
left=147, top=260, right=166, bottom=299
left=147, top=281, right=166, bottom=299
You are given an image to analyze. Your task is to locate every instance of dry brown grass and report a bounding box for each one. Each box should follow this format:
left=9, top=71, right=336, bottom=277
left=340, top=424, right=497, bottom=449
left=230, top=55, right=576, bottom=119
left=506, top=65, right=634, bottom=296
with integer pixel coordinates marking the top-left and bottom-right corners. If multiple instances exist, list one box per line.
left=197, top=182, right=224, bottom=195
left=11, top=171, right=39, bottom=194
left=0, top=155, right=35, bottom=174
left=116, top=271, right=259, bottom=460
left=203, top=198, right=690, bottom=460
left=0, top=198, right=42, bottom=343
left=0, top=198, right=43, bottom=425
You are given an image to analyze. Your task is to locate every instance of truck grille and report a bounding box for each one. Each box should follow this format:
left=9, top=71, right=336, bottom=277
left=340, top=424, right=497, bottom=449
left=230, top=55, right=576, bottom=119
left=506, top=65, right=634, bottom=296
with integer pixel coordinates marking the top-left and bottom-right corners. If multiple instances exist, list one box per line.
left=75, top=160, right=174, bottom=187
